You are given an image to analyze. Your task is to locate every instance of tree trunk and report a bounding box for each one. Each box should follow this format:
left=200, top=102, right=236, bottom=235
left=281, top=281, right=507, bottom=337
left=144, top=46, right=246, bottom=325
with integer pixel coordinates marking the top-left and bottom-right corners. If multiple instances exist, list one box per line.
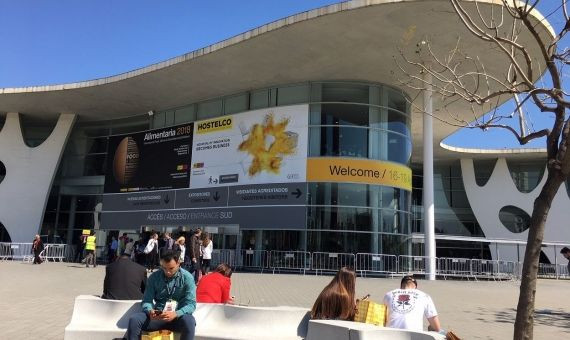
left=513, top=169, right=564, bottom=340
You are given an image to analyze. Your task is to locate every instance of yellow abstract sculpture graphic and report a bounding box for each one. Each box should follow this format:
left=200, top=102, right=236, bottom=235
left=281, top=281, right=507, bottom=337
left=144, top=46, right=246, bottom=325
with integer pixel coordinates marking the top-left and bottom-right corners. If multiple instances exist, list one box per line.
left=238, top=114, right=297, bottom=176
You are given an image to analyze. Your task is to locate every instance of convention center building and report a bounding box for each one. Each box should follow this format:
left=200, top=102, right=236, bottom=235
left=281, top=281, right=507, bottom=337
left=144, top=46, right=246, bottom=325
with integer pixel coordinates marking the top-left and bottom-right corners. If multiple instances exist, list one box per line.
left=0, top=0, right=567, bottom=266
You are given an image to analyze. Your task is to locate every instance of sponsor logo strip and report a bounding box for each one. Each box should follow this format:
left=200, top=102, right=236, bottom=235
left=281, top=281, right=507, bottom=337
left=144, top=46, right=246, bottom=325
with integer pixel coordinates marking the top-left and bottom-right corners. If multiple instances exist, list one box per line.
left=196, top=117, right=233, bottom=134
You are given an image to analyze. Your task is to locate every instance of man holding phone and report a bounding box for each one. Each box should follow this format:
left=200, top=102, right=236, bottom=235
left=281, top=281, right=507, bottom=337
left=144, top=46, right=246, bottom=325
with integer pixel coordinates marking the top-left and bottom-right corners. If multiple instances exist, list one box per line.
left=126, top=249, right=197, bottom=340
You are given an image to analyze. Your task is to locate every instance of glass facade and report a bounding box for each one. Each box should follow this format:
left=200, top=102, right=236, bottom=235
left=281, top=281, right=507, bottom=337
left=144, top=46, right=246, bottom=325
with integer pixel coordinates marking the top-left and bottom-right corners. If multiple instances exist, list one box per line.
left=412, top=161, right=484, bottom=237
left=506, top=159, right=546, bottom=193
left=411, top=161, right=490, bottom=258
left=39, top=81, right=413, bottom=256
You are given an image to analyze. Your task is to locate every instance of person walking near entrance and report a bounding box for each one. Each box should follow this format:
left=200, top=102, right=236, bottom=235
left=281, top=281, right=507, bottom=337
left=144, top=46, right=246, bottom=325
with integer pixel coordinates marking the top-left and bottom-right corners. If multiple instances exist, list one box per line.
left=144, top=233, right=159, bottom=271
left=189, top=228, right=202, bottom=283
left=32, top=234, right=44, bottom=264
left=561, top=247, right=570, bottom=274
left=84, top=231, right=97, bottom=268
left=201, top=233, right=213, bottom=275
left=173, top=236, right=186, bottom=267
left=108, top=236, right=118, bottom=263
left=75, top=233, right=87, bottom=263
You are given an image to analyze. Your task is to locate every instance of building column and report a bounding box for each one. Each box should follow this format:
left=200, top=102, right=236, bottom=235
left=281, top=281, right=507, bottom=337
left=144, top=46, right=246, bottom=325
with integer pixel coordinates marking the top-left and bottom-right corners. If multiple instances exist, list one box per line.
left=423, top=73, right=436, bottom=280
left=255, top=230, right=263, bottom=251
left=66, top=195, right=77, bottom=244
left=370, top=186, right=380, bottom=254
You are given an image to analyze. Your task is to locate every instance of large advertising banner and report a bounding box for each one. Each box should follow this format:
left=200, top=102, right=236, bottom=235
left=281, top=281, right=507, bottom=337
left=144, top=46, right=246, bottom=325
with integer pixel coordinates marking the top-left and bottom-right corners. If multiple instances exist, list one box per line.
left=190, top=105, right=308, bottom=189
left=104, top=124, right=193, bottom=193
left=307, top=157, right=412, bottom=191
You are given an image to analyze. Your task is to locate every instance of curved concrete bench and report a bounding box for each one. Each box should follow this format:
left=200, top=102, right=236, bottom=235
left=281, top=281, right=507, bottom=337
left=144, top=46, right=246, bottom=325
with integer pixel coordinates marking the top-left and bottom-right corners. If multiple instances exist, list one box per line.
left=64, top=295, right=143, bottom=340
left=64, top=295, right=310, bottom=340
left=194, top=304, right=310, bottom=339
left=306, top=320, right=446, bottom=340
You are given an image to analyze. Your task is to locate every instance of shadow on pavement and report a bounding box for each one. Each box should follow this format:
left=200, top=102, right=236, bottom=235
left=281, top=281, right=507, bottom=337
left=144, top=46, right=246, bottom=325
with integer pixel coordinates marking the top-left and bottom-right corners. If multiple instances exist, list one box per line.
left=468, top=307, right=570, bottom=330
left=67, top=264, right=91, bottom=269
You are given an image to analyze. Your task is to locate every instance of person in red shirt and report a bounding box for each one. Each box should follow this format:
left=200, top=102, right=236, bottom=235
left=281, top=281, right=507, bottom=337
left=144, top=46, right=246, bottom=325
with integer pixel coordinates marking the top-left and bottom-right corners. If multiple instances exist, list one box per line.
left=196, top=263, right=234, bottom=304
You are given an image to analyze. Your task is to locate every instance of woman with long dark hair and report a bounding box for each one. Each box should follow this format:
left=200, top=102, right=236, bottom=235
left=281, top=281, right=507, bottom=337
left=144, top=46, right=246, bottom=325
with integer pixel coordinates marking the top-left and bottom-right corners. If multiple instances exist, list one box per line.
left=310, top=267, right=357, bottom=321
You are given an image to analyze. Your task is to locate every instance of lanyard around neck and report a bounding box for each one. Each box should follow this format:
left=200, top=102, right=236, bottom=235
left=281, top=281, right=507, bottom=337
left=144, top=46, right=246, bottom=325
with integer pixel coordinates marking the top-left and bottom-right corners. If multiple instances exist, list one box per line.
left=164, top=272, right=179, bottom=298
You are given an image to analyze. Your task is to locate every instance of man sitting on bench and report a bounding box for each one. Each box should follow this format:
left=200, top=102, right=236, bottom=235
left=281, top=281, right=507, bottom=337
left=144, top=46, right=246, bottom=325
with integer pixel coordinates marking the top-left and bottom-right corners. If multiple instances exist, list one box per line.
left=126, top=249, right=197, bottom=340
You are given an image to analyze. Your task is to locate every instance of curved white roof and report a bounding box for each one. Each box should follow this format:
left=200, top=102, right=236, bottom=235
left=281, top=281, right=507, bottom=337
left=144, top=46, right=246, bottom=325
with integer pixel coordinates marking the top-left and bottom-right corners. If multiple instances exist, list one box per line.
left=0, top=0, right=554, bottom=161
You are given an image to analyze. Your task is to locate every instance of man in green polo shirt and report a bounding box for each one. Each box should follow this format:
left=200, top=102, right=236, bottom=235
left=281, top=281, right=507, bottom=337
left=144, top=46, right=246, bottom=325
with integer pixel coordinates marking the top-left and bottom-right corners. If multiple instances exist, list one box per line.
left=126, top=249, right=196, bottom=340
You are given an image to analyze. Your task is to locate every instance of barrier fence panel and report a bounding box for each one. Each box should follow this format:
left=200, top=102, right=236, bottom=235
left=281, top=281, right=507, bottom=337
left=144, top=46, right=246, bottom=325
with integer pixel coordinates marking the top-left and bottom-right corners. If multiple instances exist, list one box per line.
left=311, top=252, right=355, bottom=275
left=497, top=261, right=519, bottom=280
left=237, top=250, right=270, bottom=271
left=557, top=264, right=569, bottom=279
left=436, top=257, right=473, bottom=279
left=398, top=255, right=428, bottom=275
left=270, top=250, right=311, bottom=274
left=355, top=253, right=398, bottom=276
left=470, top=259, right=498, bottom=279
left=0, top=242, right=11, bottom=260
left=538, top=263, right=558, bottom=279
left=211, top=249, right=237, bottom=268
left=44, top=244, right=67, bottom=262
left=1, top=243, right=34, bottom=261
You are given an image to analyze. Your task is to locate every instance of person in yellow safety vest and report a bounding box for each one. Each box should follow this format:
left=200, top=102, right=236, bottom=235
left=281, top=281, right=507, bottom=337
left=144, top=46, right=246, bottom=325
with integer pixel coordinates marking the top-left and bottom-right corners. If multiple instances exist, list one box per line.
left=84, top=231, right=97, bottom=268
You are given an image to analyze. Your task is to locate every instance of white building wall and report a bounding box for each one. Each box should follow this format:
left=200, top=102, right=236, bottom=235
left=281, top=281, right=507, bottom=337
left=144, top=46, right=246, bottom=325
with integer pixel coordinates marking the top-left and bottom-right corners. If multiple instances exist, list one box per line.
left=461, top=158, right=570, bottom=264
left=0, top=112, right=75, bottom=242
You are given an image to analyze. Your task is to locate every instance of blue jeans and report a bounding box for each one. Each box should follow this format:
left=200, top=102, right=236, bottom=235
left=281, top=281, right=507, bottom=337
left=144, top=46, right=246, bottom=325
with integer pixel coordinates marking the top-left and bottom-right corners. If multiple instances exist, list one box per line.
left=126, top=312, right=195, bottom=340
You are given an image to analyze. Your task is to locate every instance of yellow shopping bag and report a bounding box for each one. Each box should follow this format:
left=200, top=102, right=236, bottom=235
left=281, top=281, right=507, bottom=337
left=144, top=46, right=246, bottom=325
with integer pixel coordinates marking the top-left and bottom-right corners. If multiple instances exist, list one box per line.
left=141, top=330, right=174, bottom=340
left=354, top=300, right=387, bottom=326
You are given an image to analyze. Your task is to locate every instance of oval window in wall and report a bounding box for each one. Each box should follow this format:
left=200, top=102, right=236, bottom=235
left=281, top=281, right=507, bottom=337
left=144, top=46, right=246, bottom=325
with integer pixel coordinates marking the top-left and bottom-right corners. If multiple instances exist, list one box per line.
left=473, top=158, right=497, bottom=187
left=499, top=205, right=531, bottom=233
left=0, top=160, right=5, bottom=184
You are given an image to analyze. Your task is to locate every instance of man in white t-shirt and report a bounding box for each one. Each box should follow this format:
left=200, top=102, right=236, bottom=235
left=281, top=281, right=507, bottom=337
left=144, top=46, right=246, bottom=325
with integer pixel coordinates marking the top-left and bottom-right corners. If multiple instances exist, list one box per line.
left=383, top=276, right=441, bottom=332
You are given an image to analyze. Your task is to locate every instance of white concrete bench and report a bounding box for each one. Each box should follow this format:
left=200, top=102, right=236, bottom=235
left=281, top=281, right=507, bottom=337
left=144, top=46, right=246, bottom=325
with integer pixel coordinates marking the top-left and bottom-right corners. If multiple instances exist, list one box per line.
left=306, top=320, right=446, bottom=340
left=64, top=295, right=310, bottom=340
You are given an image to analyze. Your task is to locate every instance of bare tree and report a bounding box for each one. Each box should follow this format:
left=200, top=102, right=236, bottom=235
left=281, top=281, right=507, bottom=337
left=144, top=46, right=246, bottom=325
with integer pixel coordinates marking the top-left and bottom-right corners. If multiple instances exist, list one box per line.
left=397, top=1, right=569, bottom=339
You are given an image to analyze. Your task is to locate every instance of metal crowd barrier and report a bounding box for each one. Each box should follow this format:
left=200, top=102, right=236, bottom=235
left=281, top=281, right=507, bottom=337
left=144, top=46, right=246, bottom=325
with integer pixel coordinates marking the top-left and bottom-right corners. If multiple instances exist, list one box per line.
left=236, top=249, right=270, bottom=271
left=496, top=261, right=519, bottom=280
left=355, top=253, right=398, bottom=277
left=43, top=244, right=67, bottom=262
left=556, top=264, right=569, bottom=278
left=0, top=242, right=34, bottom=261
left=0, top=240, right=566, bottom=281
left=398, top=255, right=429, bottom=275
left=270, top=250, right=311, bottom=274
left=436, top=257, right=475, bottom=280
left=311, top=252, right=355, bottom=275
left=211, top=249, right=237, bottom=268
left=470, top=259, right=498, bottom=279
left=538, top=263, right=558, bottom=279
left=0, top=242, right=11, bottom=260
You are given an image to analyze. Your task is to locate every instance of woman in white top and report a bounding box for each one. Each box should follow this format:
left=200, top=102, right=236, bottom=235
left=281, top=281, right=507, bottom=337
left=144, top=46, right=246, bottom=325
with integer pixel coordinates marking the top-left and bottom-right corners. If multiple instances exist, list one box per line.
left=143, top=233, right=159, bottom=271
left=200, top=233, right=213, bottom=275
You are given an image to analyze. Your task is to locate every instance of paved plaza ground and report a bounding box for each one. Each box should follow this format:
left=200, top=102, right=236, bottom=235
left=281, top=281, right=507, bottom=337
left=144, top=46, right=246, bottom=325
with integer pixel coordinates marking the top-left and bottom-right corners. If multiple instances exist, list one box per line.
left=0, top=261, right=568, bottom=339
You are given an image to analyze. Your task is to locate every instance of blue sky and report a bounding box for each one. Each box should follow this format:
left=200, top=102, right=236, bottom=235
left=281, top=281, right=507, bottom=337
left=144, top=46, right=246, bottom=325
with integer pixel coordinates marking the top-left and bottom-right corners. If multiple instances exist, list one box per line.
left=0, top=0, right=565, bottom=149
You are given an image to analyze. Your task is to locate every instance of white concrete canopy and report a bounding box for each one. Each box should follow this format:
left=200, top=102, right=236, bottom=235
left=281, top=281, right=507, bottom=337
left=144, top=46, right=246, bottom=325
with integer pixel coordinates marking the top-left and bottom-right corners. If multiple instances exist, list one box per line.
left=0, top=0, right=554, bottom=162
